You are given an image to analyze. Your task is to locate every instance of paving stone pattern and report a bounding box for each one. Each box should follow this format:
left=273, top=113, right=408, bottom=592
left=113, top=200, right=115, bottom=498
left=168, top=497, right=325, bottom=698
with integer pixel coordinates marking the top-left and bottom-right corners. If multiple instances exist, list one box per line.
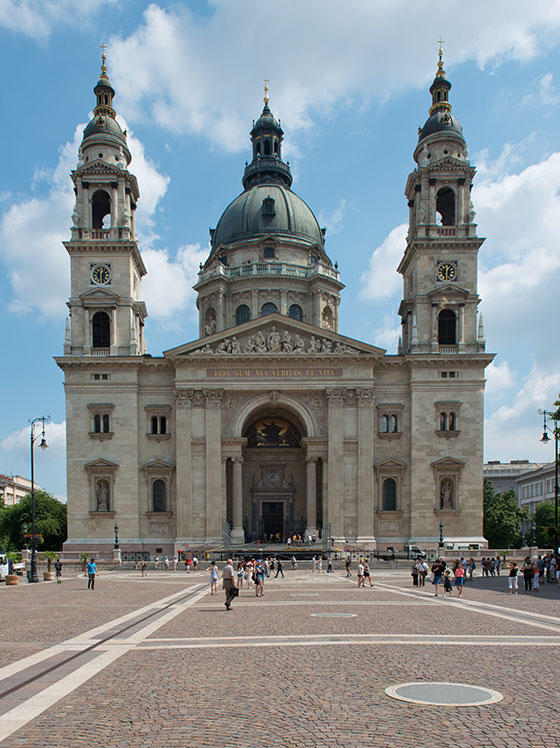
left=0, top=570, right=559, bottom=748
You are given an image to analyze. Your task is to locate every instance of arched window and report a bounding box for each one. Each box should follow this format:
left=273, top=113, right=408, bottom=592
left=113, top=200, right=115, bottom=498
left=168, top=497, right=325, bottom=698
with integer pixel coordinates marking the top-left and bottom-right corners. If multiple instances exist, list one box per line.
left=94, top=414, right=101, bottom=433
left=274, top=140, right=279, bottom=154
left=264, top=139, right=271, bottom=155
left=288, top=304, right=303, bottom=321
left=255, top=142, right=261, bottom=155
left=151, top=416, right=158, bottom=435
left=160, top=416, right=167, bottom=435
left=438, top=309, right=456, bottom=345
left=92, top=311, right=110, bottom=348
left=390, top=415, right=398, bottom=433
left=102, top=414, right=110, bottom=433
left=152, top=480, right=166, bottom=512
left=440, top=412, right=448, bottom=431
left=236, top=305, right=251, bottom=325
left=381, top=415, right=389, bottom=433
left=92, top=189, right=111, bottom=229
left=261, top=302, right=277, bottom=316
left=449, top=412, right=456, bottom=431
left=382, top=478, right=397, bottom=511
left=436, top=187, right=455, bottom=226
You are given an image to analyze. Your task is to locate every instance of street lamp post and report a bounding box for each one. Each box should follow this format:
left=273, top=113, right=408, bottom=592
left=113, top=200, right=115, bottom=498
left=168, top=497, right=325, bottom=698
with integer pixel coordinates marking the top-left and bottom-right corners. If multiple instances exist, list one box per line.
left=439, top=521, right=444, bottom=554
left=114, top=523, right=119, bottom=550
left=29, top=416, right=49, bottom=584
left=538, top=408, right=559, bottom=554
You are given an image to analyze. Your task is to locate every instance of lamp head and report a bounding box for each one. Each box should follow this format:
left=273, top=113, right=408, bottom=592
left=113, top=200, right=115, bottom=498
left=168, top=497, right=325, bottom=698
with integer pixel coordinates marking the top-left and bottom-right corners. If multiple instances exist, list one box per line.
left=39, top=437, right=48, bottom=451
left=541, top=431, right=550, bottom=444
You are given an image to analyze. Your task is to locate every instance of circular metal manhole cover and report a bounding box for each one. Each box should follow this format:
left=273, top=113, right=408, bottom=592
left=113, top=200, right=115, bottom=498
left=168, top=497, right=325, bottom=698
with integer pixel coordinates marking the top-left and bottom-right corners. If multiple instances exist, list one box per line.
left=385, top=681, right=503, bottom=707
left=311, top=612, right=357, bottom=618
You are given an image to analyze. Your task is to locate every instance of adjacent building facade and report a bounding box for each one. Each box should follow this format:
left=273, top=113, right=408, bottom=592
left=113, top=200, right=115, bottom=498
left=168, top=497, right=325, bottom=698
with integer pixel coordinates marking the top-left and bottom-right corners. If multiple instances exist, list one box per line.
left=58, top=50, right=493, bottom=555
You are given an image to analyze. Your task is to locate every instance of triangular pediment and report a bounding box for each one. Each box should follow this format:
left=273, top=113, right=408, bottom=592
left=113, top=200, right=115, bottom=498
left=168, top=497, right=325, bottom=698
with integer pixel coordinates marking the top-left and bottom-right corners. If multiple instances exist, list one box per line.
left=141, top=459, right=175, bottom=471
left=164, top=313, right=385, bottom=358
left=80, top=287, right=120, bottom=305
left=374, top=458, right=407, bottom=470
left=76, top=162, right=120, bottom=176
left=427, top=284, right=470, bottom=298
left=431, top=456, right=465, bottom=468
left=84, top=458, right=119, bottom=470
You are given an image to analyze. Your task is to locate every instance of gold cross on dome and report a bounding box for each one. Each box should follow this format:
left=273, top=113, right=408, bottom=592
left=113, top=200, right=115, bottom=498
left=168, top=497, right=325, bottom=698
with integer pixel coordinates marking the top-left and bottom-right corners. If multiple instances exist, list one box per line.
left=264, top=78, right=269, bottom=105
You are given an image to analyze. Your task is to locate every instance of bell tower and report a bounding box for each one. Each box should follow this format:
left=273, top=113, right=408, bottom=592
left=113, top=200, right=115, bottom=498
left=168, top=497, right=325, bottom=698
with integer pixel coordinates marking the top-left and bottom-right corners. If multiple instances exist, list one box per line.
left=398, top=44, right=485, bottom=355
left=63, top=50, right=147, bottom=357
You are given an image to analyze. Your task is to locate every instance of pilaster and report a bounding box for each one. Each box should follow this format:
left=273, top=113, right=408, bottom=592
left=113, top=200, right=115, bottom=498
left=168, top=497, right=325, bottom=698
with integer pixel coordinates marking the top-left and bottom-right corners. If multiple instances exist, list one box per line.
left=204, top=389, right=224, bottom=539
left=326, top=389, right=345, bottom=541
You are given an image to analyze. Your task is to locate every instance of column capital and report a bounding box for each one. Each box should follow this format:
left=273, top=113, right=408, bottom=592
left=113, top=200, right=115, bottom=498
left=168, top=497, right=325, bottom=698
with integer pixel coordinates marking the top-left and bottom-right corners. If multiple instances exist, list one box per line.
left=356, top=387, right=375, bottom=406
left=306, top=456, right=318, bottom=465
left=175, top=389, right=194, bottom=408
left=326, top=388, right=345, bottom=406
left=203, top=389, right=224, bottom=407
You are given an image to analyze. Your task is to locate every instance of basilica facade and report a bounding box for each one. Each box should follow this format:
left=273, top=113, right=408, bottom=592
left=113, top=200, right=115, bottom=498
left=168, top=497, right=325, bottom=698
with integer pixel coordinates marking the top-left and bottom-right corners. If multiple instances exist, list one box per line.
left=59, top=50, right=493, bottom=555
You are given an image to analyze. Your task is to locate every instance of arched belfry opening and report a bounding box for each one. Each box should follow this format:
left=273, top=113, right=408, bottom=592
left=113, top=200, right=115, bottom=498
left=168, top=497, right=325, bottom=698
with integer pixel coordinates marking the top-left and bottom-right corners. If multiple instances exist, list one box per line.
left=436, top=187, right=455, bottom=226
left=92, top=189, right=111, bottom=229
left=226, top=405, right=321, bottom=542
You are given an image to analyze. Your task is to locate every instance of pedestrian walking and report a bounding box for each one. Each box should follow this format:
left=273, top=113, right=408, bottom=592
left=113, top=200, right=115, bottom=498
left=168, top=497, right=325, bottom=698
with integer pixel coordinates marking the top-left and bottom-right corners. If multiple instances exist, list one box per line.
left=345, top=557, right=352, bottom=577
left=357, top=559, right=364, bottom=587
left=236, top=562, right=245, bottom=589
left=222, top=558, right=237, bottom=610
left=443, top=570, right=453, bottom=596
left=140, top=559, right=147, bottom=577
left=431, top=559, right=444, bottom=596
left=87, top=557, right=97, bottom=590
left=327, top=556, right=333, bottom=573
left=522, top=557, right=533, bottom=592
left=363, top=560, right=373, bottom=587
left=291, top=555, right=297, bottom=570
left=207, top=560, right=219, bottom=595
left=275, top=557, right=284, bottom=578
left=192, top=555, right=198, bottom=571
left=418, top=559, right=428, bottom=587
left=173, top=556, right=178, bottom=572
left=255, top=559, right=265, bottom=597
left=454, top=562, right=465, bottom=597
left=508, top=561, right=519, bottom=594
left=54, top=558, right=63, bottom=584
left=317, top=556, right=323, bottom=573
left=411, top=562, right=419, bottom=587
left=245, top=560, right=254, bottom=589
left=164, top=556, right=170, bottom=571
left=312, top=555, right=317, bottom=573
left=533, top=559, right=540, bottom=592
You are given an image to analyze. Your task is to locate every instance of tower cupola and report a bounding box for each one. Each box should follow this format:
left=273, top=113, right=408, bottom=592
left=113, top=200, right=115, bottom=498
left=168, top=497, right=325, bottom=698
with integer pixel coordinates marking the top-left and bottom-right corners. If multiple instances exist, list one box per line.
left=417, top=42, right=465, bottom=147
left=242, top=82, right=292, bottom=189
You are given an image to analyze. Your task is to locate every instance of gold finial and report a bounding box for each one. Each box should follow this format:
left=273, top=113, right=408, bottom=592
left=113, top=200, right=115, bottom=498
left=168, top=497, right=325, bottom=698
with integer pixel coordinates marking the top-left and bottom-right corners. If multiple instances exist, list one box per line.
left=100, top=43, right=109, bottom=80
left=264, top=78, right=269, bottom=106
left=436, top=37, right=445, bottom=77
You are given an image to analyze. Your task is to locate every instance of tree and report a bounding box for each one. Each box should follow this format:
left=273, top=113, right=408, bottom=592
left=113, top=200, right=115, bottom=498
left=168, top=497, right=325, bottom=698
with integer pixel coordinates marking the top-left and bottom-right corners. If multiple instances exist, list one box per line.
left=0, top=491, right=67, bottom=552
left=533, top=502, right=557, bottom=549
left=483, top=478, right=526, bottom=549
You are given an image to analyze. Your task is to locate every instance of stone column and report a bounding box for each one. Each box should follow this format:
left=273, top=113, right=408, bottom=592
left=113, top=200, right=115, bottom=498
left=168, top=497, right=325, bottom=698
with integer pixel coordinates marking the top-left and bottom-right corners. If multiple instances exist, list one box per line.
left=83, top=309, right=91, bottom=354
left=110, top=183, right=118, bottom=228
left=82, top=182, right=89, bottom=228
left=231, top=457, right=244, bottom=543
left=356, top=388, right=376, bottom=547
left=429, top=178, right=436, bottom=225
left=204, top=390, right=223, bottom=540
left=326, top=389, right=345, bottom=542
left=458, top=303, right=465, bottom=351
left=304, top=457, right=317, bottom=538
left=431, top=303, right=439, bottom=351
left=174, top=390, right=193, bottom=547
left=251, top=289, right=259, bottom=321
left=110, top=308, right=118, bottom=354
left=216, top=291, right=225, bottom=331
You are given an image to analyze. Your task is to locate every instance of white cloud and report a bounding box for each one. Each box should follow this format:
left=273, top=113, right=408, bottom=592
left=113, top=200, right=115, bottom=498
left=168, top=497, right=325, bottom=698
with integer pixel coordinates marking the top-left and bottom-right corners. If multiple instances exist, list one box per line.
left=484, top=365, right=560, bottom=462
left=107, top=2, right=560, bottom=151
left=359, top=223, right=406, bottom=301
left=142, top=243, right=208, bottom=323
left=0, top=122, right=169, bottom=319
left=369, top=314, right=400, bottom=353
left=318, top=199, right=347, bottom=236
left=485, top=360, right=517, bottom=399
left=0, top=0, right=116, bottom=39
left=0, top=420, right=66, bottom=458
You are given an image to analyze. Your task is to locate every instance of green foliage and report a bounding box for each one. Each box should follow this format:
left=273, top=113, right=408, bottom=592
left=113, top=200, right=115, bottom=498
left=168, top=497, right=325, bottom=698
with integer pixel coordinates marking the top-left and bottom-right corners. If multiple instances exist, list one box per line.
left=0, top=491, right=67, bottom=552
left=483, top=478, right=527, bottom=549
left=533, top=502, right=557, bottom=548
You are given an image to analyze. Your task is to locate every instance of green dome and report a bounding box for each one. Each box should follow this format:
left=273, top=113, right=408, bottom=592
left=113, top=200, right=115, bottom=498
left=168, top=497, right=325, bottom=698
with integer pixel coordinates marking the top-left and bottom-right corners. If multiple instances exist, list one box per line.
left=212, top=183, right=324, bottom=249
left=83, top=114, right=127, bottom=144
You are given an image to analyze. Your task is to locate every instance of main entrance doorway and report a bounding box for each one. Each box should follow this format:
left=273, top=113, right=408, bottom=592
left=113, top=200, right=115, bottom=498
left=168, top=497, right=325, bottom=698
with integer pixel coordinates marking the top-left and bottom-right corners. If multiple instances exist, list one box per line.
left=262, top=501, right=284, bottom=538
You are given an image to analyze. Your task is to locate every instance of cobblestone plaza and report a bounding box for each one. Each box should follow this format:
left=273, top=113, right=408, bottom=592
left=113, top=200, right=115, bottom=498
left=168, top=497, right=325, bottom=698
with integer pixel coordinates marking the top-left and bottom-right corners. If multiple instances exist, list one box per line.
left=1, top=568, right=559, bottom=747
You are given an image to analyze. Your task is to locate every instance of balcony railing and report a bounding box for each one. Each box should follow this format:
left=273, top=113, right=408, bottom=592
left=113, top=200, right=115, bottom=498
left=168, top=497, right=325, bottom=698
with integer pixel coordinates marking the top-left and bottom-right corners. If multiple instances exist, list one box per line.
left=439, top=345, right=458, bottom=354
left=198, top=261, right=340, bottom=284
left=436, top=227, right=456, bottom=236
left=91, top=348, right=110, bottom=356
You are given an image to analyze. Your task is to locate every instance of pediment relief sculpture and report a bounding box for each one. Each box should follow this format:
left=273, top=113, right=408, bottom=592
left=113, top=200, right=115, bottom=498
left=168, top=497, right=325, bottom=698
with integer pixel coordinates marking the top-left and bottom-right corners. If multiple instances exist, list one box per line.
left=193, top=325, right=360, bottom=355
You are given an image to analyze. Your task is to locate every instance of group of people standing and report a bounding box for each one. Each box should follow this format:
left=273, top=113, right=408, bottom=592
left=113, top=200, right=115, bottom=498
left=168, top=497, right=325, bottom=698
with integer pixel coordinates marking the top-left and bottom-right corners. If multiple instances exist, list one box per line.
left=507, top=554, right=560, bottom=593
left=429, top=558, right=468, bottom=597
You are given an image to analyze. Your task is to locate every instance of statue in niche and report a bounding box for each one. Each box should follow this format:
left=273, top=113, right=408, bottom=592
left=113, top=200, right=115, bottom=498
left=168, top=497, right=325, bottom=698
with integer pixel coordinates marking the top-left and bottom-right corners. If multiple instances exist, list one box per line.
left=293, top=334, right=305, bottom=352
left=72, top=205, right=80, bottom=227
left=468, top=200, right=476, bottom=223
left=205, top=319, right=216, bottom=336
left=440, top=478, right=454, bottom=510
left=96, top=480, right=109, bottom=512
left=245, top=335, right=256, bottom=353
left=417, top=204, right=426, bottom=224
left=283, top=330, right=293, bottom=352
left=268, top=326, right=281, bottom=352
left=255, top=331, right=267, bottom=353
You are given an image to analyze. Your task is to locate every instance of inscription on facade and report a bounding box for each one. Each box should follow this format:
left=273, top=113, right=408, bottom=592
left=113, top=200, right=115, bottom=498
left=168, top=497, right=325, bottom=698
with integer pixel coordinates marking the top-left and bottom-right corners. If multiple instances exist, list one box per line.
left=207, top=368, right=343, bottom=378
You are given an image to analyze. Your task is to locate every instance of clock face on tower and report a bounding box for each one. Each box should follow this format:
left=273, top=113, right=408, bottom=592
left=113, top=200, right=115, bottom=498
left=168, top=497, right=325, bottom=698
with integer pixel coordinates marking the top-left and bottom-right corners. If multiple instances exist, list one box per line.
left=91, top=264, right=111, bottom=285
left=437, top=262, right=456, bottom=282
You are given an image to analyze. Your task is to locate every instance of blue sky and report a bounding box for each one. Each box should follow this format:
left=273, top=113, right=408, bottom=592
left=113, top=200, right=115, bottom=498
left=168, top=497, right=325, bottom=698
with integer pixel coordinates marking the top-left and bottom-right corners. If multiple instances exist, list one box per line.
left=1, top=0, right=560, bottom=500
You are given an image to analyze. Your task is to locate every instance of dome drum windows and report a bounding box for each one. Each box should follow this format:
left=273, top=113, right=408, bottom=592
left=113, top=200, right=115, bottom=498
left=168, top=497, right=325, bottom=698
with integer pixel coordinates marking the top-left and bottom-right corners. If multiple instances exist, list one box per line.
left=377, top=404, right=404, bottom=440
left=235, top=304, right=251, bottom=326
left=261, top=302, right=278, bottom=316
left=146, top=405, right=172, bottom=442
left=288, top=304, right=303, bottom=321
